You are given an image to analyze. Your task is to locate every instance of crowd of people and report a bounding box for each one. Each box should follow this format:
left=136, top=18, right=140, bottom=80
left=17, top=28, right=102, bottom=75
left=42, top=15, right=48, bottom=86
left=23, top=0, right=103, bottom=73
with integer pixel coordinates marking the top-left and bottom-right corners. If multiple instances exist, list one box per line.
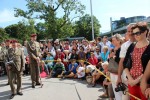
left=0, top=21, right=150, bottom=100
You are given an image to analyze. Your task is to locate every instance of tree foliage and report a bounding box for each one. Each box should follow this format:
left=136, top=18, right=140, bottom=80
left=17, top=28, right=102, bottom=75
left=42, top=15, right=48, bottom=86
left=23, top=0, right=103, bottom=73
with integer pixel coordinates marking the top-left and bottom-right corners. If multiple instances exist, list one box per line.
left=74, top=14, right=101, bottom=40
left=14, top=0, right=85, bottom=39
left=0, top=27, right=8, bottom=42
left=5, top=19, right=36, bottom=43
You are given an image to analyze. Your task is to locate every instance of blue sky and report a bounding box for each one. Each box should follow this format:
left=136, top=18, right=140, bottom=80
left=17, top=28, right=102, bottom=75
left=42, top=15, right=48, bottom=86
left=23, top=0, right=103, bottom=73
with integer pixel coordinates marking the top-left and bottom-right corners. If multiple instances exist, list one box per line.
left=0, top=0, right=150, bottom=33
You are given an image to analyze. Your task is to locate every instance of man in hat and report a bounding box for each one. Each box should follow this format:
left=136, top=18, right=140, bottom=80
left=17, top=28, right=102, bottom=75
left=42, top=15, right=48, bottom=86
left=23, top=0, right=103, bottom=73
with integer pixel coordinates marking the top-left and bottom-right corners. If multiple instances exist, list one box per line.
left=6, top=40, right=25, bottom=99
left=27, top=33, right=41, bottom=88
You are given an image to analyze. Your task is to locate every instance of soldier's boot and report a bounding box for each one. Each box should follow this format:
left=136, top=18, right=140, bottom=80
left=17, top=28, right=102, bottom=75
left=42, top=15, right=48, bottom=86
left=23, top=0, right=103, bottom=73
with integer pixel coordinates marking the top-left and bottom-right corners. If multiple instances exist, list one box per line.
left=36, top=78, right=41, bottom=86
left=10, top=94, right=16, bottom=99
left=6, top=82, right=9, bottom=85
left=17, top=92, right=23, bottom=96
left=36, top=82, right=41, bottom=86
left=32, top=82, right=36, bottom=88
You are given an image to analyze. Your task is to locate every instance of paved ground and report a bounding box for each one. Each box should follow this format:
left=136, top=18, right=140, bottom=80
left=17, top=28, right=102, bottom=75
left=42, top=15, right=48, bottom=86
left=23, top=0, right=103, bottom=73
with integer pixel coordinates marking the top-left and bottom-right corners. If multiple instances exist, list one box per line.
left=0, top=76, right=108, bottom=100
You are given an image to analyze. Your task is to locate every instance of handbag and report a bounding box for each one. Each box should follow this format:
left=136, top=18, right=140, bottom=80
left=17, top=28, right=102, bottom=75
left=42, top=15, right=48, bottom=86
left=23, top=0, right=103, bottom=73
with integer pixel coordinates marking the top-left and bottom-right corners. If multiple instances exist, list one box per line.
left=108, top=58, right=119, bottom=74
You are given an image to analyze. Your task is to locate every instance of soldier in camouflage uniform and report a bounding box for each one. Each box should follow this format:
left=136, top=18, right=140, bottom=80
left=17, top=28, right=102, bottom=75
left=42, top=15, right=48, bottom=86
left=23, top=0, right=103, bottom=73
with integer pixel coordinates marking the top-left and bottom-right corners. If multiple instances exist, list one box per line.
left=4, top=40, right=11, bottom=85
left=27, top=34, right=41, bottom=88
left=6, top=40, right=25, bottom=99
left=0, top=42, right=7, bottom=75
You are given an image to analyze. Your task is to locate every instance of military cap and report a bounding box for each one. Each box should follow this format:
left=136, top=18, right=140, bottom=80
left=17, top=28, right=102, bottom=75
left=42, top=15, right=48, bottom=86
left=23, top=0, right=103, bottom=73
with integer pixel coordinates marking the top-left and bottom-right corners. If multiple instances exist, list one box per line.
left=11, top=39, right=18, bottom=43
left=5, top=39, right=10, bottom=42
left=30, top=33, right=37, bottom=37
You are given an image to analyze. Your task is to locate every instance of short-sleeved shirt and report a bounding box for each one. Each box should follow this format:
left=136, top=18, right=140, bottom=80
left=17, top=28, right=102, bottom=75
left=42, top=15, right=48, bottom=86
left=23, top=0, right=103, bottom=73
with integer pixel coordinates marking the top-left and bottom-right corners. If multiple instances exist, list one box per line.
left=119, top=40, right=132, bottom=58
left=77, top=66, right=85, bottom=78
left=68, top=63, right=78, bottom=74
left=53, top=63, right=65, bottom=71
left=100, top=41, right=111, bottom=52
left=120, top=40, right=132, bottom=58
left=101, top=51, right=109, bottom=62
left=130, top=46, right=147, bottom=79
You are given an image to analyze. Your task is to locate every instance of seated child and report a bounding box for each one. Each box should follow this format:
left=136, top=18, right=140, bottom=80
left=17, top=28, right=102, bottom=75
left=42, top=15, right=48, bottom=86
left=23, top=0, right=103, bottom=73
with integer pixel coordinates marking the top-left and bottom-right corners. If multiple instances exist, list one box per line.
left=76, top=60, right=86, bottom=79
left=46, top=52, right=54, bottom=74
left=40, top=61, right=49, bottom=78
left=62, top=59, right=78, bottom=78
left=50, top=58, right=65, bottom=78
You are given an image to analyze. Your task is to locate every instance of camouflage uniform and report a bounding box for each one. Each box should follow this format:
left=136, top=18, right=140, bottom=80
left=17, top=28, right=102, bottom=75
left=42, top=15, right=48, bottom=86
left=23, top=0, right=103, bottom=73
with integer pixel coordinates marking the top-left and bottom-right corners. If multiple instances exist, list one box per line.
left=5, top=46, right=11, bottom=84
left=0, top=46, right=7, bottom=75
left=7, top=47, right=25, bottom=94
left=27, top=40, right=41, bottom=87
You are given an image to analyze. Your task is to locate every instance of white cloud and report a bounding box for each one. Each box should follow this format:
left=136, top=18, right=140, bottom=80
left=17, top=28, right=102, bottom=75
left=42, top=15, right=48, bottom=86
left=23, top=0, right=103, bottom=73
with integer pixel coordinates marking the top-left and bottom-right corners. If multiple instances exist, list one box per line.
left=0, top=9, right=20, bottom=23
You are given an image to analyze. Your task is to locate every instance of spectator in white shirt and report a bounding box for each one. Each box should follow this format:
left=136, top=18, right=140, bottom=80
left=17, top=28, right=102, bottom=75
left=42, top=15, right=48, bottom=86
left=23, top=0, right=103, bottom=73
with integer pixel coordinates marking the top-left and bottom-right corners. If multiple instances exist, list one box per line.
left=46, top=41, right=56, bottom=57
left=100, top=36, right=111, bottom=52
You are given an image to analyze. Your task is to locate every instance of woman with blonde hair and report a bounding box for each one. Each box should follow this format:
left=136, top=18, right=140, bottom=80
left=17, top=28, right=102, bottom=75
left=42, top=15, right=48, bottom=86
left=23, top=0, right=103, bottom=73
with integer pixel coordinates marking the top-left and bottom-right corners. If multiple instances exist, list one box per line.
left=101, top=46, right=109, bottom=62
left=109, top=34, right=124, bottom=100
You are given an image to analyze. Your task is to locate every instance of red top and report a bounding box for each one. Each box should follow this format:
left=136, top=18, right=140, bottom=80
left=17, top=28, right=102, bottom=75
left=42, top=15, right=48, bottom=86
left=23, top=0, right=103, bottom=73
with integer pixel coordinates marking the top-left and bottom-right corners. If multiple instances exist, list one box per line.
left=88, top=56, right=98, bottom=66
left=130, top=45, right=147, bottom=79
left=55, top=52, right=65, bottom=62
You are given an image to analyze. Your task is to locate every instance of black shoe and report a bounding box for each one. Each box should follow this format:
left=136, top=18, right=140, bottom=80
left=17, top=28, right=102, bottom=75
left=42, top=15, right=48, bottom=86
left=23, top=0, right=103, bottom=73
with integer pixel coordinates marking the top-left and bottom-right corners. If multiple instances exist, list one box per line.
left=36, top=83, right=41, bottom=86
left=61, top=76, right=65, bottom=79
left=17, top=92, right=23, bottom=95
left=6, top=83, right=9, bottom=85
left=10, top=94, right=15, bottom=99
left=92, top=83, right=96, bottom=87
left=32, top=85, right=35, bottom=88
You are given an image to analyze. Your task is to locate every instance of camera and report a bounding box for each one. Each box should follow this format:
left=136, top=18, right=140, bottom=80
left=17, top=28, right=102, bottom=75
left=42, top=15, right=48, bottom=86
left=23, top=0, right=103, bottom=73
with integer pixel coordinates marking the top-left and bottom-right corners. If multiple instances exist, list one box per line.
left=115, top=83, right=127, bottom=92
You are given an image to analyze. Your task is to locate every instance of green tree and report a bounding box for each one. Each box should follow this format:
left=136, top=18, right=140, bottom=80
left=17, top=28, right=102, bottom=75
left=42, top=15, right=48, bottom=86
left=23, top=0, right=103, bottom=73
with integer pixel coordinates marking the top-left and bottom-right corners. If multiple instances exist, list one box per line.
left=0, top=27, right=8, bottom=42
left=28, top=19, right=37, bottom=34
left=14, top=0, right=85, bottom=39
left=5, top=24, right=20, bottom=39
left=56, top=18, right=74, bottom=38
left=35, top=22, right=47, bottom=40
left=74, top=14, right=101, bottom=40
left=5, top=19, right=36, bottom=42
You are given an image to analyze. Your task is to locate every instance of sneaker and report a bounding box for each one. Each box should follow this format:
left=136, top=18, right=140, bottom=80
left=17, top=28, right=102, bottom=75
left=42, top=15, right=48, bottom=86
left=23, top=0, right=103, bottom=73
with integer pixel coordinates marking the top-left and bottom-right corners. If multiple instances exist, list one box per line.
left=62, top=76, right=65, bottom=79
left=57, top=75, right=63, bottom=78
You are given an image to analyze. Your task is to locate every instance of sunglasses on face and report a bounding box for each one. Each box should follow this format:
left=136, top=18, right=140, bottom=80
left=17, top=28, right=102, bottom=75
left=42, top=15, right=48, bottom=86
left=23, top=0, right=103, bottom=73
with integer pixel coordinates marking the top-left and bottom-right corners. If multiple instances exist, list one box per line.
left=132, top=31, right=141, bottom=36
